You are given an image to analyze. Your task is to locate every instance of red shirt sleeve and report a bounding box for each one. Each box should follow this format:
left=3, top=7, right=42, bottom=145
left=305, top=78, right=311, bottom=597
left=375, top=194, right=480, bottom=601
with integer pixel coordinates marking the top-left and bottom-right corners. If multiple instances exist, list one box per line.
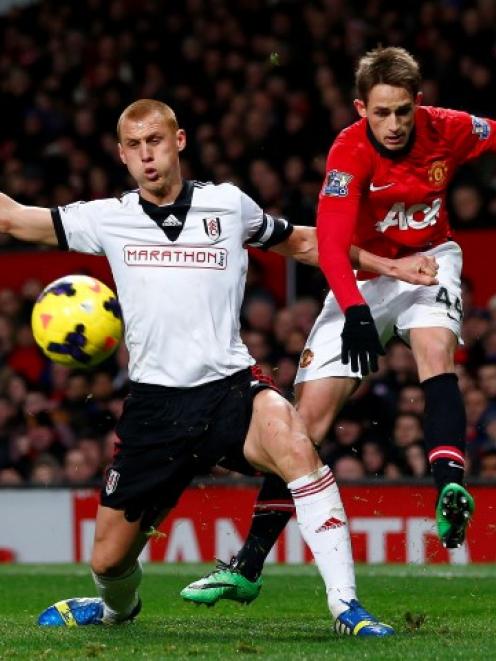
left=433, top=107, right=496, bottom=161
left=317, top=129, right=371, bottom=311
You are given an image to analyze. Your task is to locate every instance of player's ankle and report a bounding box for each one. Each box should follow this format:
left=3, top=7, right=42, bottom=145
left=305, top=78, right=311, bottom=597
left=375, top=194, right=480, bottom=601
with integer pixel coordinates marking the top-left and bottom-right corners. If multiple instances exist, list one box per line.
left=328, top=591, right=358, bottom=619
left=232, top=555, right=263, bottom=582
left=102, top=594, right=139, bottom=624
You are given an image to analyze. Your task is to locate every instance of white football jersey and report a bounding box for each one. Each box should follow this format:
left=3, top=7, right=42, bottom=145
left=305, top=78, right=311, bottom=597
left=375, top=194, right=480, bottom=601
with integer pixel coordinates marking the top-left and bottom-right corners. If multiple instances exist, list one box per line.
left=52, top=180, right=291, bottom=387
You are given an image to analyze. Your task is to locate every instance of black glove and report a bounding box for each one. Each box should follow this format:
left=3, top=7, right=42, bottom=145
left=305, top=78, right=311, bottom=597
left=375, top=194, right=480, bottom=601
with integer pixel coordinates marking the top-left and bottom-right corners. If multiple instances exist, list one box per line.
left=341, top=304, right=385, bottom=376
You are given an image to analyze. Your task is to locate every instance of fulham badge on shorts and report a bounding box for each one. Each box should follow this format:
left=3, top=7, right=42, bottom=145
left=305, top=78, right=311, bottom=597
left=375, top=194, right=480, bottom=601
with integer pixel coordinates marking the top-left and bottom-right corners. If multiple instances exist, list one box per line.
left=203, top=217, right=221, bottom=239
left=105, top=469, right=120, bottom=495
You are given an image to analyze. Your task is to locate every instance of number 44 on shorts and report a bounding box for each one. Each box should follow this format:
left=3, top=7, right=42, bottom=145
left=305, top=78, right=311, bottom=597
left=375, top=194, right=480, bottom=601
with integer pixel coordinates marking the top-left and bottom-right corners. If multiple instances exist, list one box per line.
left=435, top=286, right=463, bottom=321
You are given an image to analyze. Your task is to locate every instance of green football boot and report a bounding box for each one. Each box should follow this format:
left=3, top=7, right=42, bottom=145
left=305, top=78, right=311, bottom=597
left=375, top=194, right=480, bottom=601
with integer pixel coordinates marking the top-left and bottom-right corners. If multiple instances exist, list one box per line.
left=180, top=559, right=262, bottom=606
left=436, top=483, right=475, bottom=549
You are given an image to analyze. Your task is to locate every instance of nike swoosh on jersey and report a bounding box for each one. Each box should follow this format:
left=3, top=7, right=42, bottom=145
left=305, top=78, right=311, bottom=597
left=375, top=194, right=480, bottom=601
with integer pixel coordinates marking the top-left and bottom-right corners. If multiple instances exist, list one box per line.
left=369, top=183, right=395, bottom=192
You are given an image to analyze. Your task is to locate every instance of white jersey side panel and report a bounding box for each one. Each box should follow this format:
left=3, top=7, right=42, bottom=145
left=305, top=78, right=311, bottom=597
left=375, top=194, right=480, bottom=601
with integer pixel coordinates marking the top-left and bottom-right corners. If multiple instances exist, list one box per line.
left=56, top=182, right=271, bottom=387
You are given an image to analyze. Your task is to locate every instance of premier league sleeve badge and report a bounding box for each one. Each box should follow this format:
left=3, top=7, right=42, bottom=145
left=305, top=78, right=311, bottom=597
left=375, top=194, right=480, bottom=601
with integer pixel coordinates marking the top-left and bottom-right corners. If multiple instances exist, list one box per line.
left=321, top=170, right=353, bottom=197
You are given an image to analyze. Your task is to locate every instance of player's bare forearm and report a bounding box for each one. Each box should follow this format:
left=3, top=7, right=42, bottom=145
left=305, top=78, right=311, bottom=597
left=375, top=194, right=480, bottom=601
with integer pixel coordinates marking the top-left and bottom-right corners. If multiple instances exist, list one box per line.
left=270, top=226, right=318, bottom=265
left=0, top=192, right=57, bottom=245
left=352, top=246, right=439, bottom=286
left=272, top=229, right=438, bottom=286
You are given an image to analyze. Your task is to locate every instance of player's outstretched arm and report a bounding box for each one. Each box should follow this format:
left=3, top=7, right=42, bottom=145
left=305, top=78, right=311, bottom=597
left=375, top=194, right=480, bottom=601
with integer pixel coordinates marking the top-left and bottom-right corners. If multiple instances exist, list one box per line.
left=0, top=192, right=57, bottom=245
left=270, top=226, right=438, bottom=286
left=351, top=246, right=439, bottom=286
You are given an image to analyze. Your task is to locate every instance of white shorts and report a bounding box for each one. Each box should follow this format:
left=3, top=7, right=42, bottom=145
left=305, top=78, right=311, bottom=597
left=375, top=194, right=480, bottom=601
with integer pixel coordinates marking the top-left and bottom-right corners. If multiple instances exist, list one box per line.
left=295, top=241, right=463, bottom=384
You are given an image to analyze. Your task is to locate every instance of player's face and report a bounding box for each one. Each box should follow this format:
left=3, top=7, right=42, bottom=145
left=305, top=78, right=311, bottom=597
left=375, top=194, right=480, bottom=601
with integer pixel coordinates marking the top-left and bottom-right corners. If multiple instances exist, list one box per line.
left=354, top=85, right=421, bottom=151
left=118, top=112, right=186, bottom=201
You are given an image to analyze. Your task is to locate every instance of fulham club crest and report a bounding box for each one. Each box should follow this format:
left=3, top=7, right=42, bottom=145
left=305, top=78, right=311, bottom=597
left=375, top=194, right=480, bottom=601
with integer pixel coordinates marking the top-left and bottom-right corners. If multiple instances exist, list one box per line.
left=203, top=217, right=221, bottom=239
left=105, top=469, right=120, bottom=495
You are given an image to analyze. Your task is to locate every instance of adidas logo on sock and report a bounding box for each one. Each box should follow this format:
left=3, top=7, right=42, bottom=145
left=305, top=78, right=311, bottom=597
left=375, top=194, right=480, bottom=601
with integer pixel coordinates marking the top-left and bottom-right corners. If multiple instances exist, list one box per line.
left=315, top=516, right=346, bottom=532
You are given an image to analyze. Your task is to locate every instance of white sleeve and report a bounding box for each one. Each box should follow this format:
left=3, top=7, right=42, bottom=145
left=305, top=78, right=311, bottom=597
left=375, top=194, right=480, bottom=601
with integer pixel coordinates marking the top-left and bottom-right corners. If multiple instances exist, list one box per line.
left=52, top=199, right=107, bottom=254
left=240, top=190, right=265, bottom=243
left=240, top=190, right=293, bottom=249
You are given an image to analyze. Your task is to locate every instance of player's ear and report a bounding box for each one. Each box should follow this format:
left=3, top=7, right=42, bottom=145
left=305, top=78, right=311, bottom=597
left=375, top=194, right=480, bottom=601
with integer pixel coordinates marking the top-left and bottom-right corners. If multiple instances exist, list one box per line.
left=414, top=92, right=423, bottom=107
left=354, top=98, right=367, bottom=118
left=118, top=143, right=127, bottom=165
left=177, top=129, right=186, bottom=153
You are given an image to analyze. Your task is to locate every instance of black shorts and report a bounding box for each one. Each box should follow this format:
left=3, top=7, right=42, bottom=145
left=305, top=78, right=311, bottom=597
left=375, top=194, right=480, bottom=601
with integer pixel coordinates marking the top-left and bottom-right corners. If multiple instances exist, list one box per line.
left=101, top=367, right=276, bottom=524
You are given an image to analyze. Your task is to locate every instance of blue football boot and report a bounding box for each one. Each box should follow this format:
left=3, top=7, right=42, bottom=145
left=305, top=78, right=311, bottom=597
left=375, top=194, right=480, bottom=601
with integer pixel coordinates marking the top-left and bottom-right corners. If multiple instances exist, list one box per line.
left=334, top=599, right=395, bottom=637
left=38, top=597, right=141, bottom=627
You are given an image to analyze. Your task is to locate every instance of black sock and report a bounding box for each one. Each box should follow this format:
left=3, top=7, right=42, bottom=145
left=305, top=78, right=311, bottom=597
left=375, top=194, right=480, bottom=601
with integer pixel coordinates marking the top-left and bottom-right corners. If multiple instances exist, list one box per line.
left=422, top=373, right=466, bottom=491
left=234, top=473, right=293, bottom=581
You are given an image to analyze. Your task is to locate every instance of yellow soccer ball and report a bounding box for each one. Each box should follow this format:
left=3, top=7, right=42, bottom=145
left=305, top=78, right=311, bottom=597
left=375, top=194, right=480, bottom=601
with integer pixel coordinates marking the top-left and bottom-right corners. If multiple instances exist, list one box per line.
left=31, top=275, right=123, bottom=368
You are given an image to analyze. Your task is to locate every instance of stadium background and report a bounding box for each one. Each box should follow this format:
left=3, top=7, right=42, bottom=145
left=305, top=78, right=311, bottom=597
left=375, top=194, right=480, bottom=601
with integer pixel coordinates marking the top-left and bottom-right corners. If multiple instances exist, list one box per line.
left=1, top=0, right=496, bottom=564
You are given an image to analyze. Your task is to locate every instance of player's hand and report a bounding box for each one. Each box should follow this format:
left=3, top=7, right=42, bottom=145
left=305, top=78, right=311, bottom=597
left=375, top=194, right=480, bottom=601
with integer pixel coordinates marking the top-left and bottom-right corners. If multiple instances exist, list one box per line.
left=390, top=254, right=439, bottom=286
left=341, top=304, right=385, bottom=376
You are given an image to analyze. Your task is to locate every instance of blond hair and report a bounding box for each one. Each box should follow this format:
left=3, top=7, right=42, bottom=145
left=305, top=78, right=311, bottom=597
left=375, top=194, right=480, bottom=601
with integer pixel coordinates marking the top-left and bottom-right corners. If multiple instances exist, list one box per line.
left=355, top=47, right=421, bottom=103
left=117, top=99, right=179, bottom=139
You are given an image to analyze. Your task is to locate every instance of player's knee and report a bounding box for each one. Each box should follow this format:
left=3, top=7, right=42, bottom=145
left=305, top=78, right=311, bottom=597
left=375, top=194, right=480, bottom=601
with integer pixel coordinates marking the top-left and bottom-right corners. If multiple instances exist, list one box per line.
left=285, top=432, right=317, bottom=464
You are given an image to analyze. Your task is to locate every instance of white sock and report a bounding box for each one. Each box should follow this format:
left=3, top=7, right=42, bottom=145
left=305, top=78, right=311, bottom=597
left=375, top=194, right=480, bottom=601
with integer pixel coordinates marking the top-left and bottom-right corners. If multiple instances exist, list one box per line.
left=92, top=561, right=142, bottom=623
left=288, top=465, right=356, bottom=618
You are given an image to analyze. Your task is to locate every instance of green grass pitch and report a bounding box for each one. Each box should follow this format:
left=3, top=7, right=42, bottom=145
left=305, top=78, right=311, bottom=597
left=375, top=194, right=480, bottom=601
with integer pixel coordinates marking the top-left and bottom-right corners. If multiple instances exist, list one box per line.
left=0, top=563, right=494, bottom=660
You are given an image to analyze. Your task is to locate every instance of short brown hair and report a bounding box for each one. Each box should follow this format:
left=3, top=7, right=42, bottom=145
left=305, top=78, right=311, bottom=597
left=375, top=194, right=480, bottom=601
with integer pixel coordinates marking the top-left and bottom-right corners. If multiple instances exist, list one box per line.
left=355, top=47, right=421, bottom=104
left=117, top=99, right=179, bottom=139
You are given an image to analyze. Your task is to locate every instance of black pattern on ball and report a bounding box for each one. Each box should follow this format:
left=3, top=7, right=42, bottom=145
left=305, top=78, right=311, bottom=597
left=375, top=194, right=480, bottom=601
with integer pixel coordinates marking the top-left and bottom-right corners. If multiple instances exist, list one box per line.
left=46, top=283, right=77, bottom=297
left=103, top=297, right=122, bottom=319
left=47, top=323, right=91, bottom=364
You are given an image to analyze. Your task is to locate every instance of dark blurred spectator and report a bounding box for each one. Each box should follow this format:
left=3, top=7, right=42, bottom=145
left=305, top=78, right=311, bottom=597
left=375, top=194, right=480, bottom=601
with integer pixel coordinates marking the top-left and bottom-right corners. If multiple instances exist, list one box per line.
left=59, top=372, right=94, bottom=435
left=373, top=341, right=419, bottom=412
left=7, top=323, right=45, bottom=384
left=102, top=430, right=119, bottom=469
left=243, top=297, right=276, bottom=334
left=449, top=184, right=488, bottom=229
left=465, top=388, right=489, bottom=452
left=62, top=448, right=97, bottom=485
left=0, top=468, right=23, bottom=485
left=242, top=330, right=273, bottom=364
left=391, top=413, right=424, bottom=450
left=289, top=298, right=320, bottom=337
left=402, top=442, right=429, bottom=478
left=112, top=343, right=129, bottom=394
left=360, top=440, right=388, bottom=477
left=456, top=364, right=476, bottom=395
left=77, top=437, right=104, bottom=481
left=333, top=455, right=365, bottom=481
left=30, top=453, right=62, bottom=486
left=397, top=384, right=425, bottom=416
left=479, top=449, right=496, bottom=480
left=273, top=357, right=297, bottom=400
left=477, top=364, right=496, bottom=404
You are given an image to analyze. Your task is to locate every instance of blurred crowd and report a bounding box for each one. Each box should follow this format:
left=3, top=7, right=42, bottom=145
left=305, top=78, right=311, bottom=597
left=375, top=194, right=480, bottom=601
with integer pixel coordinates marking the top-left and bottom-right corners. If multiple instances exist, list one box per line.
left=2, top=272, right=496, bottom=486
left=1, top=0, right=496, bottom=485
left=1, top=0, right=496, bottom=260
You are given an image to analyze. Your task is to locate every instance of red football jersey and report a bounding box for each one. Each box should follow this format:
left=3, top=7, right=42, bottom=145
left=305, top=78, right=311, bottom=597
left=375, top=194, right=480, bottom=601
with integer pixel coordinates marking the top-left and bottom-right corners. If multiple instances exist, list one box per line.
left=317, top=106, right=496, bottom=310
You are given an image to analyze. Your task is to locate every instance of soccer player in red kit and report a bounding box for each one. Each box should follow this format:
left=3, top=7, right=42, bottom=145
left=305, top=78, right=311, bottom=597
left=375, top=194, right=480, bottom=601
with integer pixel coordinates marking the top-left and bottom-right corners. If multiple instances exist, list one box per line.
left=183, top=47, right=483, bottom=610
left=312, top=46, right=482, bottom=544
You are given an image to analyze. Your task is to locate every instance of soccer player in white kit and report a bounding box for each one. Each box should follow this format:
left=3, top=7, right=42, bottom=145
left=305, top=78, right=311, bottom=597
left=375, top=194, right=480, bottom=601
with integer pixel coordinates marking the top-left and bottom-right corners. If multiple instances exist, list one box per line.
left=0, top=99, right=435, bottom=636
